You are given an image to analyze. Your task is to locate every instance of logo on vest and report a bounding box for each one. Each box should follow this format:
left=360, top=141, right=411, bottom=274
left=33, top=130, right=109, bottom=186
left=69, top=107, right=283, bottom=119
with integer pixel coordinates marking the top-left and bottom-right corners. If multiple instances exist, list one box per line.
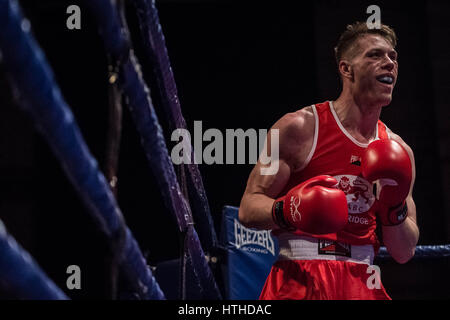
left=350, top=155, right=362, bottom=166
left=335, top=175, right=375, bottom=214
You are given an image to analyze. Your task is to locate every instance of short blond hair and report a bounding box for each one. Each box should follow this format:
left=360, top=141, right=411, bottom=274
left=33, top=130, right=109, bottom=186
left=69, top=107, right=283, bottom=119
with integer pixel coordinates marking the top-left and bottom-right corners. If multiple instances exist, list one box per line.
left=334, top=21, right=397, bottom=65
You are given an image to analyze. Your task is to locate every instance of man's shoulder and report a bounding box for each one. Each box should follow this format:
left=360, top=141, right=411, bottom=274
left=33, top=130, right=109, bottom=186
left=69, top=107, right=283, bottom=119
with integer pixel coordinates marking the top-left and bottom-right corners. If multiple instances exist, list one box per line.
left=270, top=105, right=316, bottom=164
left=272, top=105, right=315, bottom=140
left=386, top=127, right=414, bottom=156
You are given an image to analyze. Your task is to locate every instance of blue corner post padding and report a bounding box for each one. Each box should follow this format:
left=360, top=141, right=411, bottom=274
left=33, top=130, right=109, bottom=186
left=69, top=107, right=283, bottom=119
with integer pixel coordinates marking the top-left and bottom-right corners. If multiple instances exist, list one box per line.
left=220, top=206, right=279, bottom=300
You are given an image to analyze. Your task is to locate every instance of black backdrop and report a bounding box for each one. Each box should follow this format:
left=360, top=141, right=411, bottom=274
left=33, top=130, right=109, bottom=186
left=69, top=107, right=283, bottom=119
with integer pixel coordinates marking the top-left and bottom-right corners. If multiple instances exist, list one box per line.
left=0, top=0, right=449, bottom=299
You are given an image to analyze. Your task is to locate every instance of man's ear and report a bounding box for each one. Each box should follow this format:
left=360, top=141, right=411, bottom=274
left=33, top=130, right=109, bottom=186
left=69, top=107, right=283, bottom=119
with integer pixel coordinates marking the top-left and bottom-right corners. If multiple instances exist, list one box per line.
left=338, top=60, right=353, bottom=81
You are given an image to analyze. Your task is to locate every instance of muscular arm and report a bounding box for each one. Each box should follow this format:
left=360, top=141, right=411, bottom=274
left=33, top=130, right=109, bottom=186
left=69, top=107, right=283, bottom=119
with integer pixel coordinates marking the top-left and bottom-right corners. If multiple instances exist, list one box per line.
left=238, top=107, right=315, bottom=230
left=382, top=131, right=419, bottom=264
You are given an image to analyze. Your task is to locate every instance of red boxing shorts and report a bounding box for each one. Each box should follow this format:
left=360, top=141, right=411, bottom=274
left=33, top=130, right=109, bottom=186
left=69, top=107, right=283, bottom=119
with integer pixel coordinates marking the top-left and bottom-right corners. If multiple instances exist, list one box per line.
left=259, top=235, right=391, bottom=300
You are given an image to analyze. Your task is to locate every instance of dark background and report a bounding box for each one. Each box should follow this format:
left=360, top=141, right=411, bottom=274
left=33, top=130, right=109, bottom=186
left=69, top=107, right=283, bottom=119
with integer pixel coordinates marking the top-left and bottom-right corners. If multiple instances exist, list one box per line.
left=0, top=0, right=449, bottom=299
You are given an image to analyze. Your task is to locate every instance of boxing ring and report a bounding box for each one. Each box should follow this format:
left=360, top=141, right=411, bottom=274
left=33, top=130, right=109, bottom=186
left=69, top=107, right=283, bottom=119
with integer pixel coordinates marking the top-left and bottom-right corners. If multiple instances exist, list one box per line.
left=0, top=0, right=449, bottom=300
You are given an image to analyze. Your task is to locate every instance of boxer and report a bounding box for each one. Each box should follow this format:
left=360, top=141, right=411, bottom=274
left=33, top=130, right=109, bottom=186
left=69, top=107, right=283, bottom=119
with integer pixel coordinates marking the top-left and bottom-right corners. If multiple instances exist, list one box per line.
left=239, top=22, right=419, bottom=300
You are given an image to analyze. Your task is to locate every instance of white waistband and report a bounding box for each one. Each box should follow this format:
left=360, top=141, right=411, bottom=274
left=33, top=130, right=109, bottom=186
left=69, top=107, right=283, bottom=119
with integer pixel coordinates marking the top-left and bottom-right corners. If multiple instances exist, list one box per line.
left=277, top=234, right=375, bottom=265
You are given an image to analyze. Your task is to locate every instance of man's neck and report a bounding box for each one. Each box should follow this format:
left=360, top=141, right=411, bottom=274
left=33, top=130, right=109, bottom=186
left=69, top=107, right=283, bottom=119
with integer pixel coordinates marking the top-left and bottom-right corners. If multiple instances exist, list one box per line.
left=333, top=93, right=382, bottom=142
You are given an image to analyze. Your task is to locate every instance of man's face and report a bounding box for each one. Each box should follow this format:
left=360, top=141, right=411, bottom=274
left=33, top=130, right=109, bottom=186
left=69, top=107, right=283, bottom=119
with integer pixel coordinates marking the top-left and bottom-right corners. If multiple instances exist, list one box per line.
left=346, top=34, right=398, bottom=107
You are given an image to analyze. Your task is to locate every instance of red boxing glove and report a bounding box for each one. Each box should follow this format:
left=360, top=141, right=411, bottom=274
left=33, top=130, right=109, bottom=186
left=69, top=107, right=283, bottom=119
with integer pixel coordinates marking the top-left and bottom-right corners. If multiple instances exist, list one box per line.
left=362, top=139, right=412, bottom=226
left=272, top=175, right=348, bottom=234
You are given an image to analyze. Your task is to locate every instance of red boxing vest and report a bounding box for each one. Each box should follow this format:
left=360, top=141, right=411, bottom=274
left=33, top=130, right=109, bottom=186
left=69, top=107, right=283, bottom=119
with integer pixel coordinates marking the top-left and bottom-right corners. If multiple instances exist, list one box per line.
left=273, top=101, right=389, bottom=249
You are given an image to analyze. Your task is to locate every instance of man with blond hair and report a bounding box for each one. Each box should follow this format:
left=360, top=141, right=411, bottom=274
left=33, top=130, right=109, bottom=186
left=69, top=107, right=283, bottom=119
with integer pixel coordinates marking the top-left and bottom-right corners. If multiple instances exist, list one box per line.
left=239, top=22, right=419, bottom=300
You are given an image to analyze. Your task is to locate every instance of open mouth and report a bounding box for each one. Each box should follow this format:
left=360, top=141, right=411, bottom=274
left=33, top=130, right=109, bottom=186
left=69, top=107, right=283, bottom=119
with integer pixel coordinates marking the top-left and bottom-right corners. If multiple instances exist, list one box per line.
left=376, top=75, right=394, bottom=85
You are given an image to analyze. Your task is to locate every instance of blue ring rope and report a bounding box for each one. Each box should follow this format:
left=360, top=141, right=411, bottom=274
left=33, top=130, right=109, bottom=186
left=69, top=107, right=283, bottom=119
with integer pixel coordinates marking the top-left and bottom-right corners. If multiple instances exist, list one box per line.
left=0, top=219, right=69, bottom=300
left=376, top=244, right=450, bottom=261
left=0, top=0, right=164, bottom=300
left=131, top=0, right=219, bottom=253
left=84, top=0, right=222, bottom=299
